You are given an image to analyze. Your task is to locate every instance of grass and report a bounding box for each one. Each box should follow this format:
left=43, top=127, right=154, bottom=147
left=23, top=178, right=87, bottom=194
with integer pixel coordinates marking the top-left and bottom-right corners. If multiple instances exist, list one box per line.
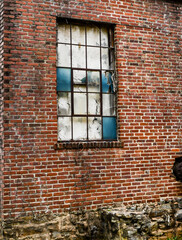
left=167, top=237, right=181, bottom=240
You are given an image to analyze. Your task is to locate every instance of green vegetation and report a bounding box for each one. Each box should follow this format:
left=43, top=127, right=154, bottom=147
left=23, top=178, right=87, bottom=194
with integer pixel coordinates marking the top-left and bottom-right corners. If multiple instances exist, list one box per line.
left=167, top=237, right=181, bottom=240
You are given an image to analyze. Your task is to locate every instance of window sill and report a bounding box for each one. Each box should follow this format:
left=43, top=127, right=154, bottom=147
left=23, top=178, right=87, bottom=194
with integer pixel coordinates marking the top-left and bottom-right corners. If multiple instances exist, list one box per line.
left=54, top=141, right=123, bottom=150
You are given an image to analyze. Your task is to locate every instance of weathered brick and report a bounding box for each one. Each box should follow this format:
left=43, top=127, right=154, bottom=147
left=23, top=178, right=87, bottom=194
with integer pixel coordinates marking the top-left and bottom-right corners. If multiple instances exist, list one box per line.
left=0, top=0, right=181, bottom=227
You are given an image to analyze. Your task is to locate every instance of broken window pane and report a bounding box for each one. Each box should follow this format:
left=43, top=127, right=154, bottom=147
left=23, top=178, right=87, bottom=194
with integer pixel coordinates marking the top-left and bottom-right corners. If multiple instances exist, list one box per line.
left=73, top=70, right=86, bottom=92
left=72, top=25, right=85, bottom=45
left=101, top=27, right=108, bottom=47
left=73, top=117, right=87, bottom=140
left=74, top=93, right=87, bottom=115
left=57, top=24, right=70, bottom=43
left=58, top=117, right=71, bottom=141
left=57, top=68, right=71, bottom=91
left=102, top=94, right=115, bottom=116
left=87, top=26, right=100, bottom=46
left=101, top=48, right=109, bottom=69
left=88, top=93, right=100, bottom=115
left=57, top=44, right=71, bottom=67
left=72, top=45, right=86, bottom=68
left=103, top=117, right=117, bottom=140
left=88, top=71, right=100, bottom=92
left=57, top=92, right=71, bottom=116
left=102, top=71, right=113, bottom=93
left=87, top=47, right=100, bottom=69
left=88, top=117, right=102, bottom=140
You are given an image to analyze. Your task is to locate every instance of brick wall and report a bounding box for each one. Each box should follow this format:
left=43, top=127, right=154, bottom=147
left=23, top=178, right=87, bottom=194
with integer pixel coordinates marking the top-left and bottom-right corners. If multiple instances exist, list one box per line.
left=3, top=0, right=182, bottom=219
left=0, top=0, right=3, bottom=224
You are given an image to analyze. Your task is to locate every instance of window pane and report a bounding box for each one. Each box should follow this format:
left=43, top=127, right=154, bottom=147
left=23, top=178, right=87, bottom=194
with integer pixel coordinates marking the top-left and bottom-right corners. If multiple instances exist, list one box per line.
left=88, top=93, right=100, bottom=115
left=57, top=44, right=71, bottom=67
left=88, top=117, right=102, bottom=140
left=57, top=24, right=70, bottom=43
left=72, top=45, right=86, bottom=68
left=103, top=117, right=117, bottom=140
left=72, top=25, right=85, bottom=45
left=73, top=117, right=87, bottom=140
left=101, top=27, right=108, bottom=47
left=102, top=71, right=113, bottom=93
left=101, top=48, right=109, bottom=69
left=73, top=70, right=86, bottom=92
left=102, top=94, right=116, bottom=116
left=88, top=71, right=100, bottom=92
left=74, top=85, right=86, bottom=93
left=58, top=117, right=71, bottom=141
left=57, top=68, right=71, bottom=91
left=110, top=49, right=115, bottom=70
left=57, top=92, right=71, bottom=116
left=74, top=93, right=87, bottom=115
left=87, top=47, right=100, bottom=69
left=87, top=26, right=100, bottom=46
left=109, top=28, right=114, bottom=47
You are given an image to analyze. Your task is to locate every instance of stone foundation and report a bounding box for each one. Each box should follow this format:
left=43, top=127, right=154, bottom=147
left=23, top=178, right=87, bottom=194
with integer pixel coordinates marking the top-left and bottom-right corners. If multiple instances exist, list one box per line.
left=2, top=199, right=182, bottom=240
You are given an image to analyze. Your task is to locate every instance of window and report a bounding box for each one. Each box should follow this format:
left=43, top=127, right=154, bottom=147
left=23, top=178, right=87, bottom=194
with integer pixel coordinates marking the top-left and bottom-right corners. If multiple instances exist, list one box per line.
left=57, top=20, right=117, bottom=142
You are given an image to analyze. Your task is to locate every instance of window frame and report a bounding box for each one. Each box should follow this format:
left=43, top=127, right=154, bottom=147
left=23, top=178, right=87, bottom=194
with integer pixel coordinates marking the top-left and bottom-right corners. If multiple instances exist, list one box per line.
left=56, top=18, right=118, bottom=143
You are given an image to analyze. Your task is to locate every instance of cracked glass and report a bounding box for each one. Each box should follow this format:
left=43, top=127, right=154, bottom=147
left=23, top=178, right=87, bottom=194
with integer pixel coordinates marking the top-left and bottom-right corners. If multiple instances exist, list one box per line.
left=58, top=92, right=71, bottom=116
left=88, top=117, right=102, bottom=140
left=88, top=71, right=100, bottom=92
left=58, top=117, right=71, bottom=141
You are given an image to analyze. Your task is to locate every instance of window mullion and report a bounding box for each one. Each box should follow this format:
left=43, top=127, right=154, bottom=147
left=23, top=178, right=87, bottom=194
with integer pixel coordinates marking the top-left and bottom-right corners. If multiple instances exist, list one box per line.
left=85, top=25, right=89, bottom=141
left=100, top=27, right=103, bottom=140
left=70, top=24, right=74, bottom=141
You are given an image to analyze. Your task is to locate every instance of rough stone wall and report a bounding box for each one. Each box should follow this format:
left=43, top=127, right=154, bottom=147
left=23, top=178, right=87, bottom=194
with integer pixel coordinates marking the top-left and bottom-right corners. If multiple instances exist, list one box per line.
left=2, top=0, right=182, bottom=220
left=2, top=199, right=182, bottom=240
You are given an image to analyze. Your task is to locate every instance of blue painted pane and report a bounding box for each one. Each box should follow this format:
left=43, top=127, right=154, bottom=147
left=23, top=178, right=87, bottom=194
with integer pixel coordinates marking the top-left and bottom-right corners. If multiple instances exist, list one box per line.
left=103, top=117, right=117, bottom=140
left=102, top=71, right=113, bottom=93
left=57, top=68, right=71, bottom=91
